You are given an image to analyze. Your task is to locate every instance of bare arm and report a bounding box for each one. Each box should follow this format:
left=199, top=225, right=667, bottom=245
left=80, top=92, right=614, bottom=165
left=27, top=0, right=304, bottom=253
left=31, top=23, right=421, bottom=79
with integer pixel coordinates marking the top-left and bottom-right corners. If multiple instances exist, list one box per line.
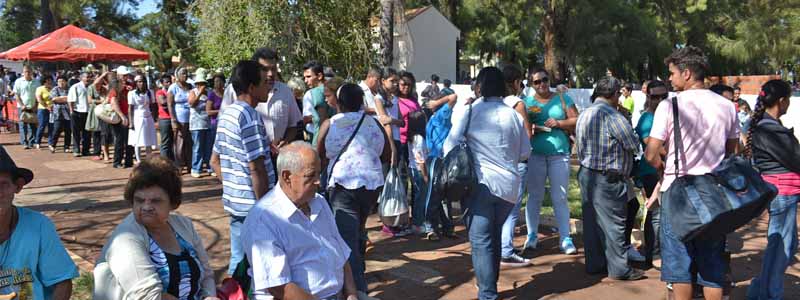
left=167, top=88, right=180, bottom=129
left=513, top=102, right=532, bottom=138
left=187, top=89, right=200, bottom=107
left=558, top=105, right=579, bottom=131
left=645, top=137, right=666, bottom=174
left=50, top=280, right=72, bottom=300
left=110, top=93, right=129, bottom=126
left=725, top=138, right=738, bottom=157
left=267, top=283, right=315, bottom=300
left=379, top=120, right=392, bottom=164
left=205, top=97, right=219, bottom=118
left=210, top=152, right=222, bottom=182
left=249, top=156, right=270, bottom=199
left=316, top=119, right=331, bottom=167
left=342, top=262, right=358, bottom=300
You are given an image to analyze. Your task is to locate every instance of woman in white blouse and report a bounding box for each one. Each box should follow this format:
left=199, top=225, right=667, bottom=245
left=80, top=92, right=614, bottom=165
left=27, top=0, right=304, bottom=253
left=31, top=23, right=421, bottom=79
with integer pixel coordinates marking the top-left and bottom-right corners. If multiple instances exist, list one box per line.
left=316, top=83, right=391, bottom=295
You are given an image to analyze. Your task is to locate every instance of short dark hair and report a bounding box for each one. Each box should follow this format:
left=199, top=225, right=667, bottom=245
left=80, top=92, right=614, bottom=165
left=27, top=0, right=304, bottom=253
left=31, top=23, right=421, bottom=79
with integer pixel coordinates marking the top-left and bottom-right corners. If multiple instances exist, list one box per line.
left=160, top=74, right=171, bottom=82
left=646, top=80, right=667, bottom=95
left=367, top=67, right=383, bottom=79
left=663, top=45, right=709, bottom=81
left=443, top=79, right=452, bottom=87
left=594, top=76, right=622, bottom=99
left=42, top=76, right=53, bottom=84
left=431, top=74, right=440, bottom=82
left=231, top=60, right=263, bottom=95
left=733, top=85, right=742, bottom=91
left=709, top=84, right=734, bottom=96
left=398, top=71, right=417, bottom=99
left=502, top=65, right=524, bottom=83
left=337, top=83, right=365, bottom=112
left=383, top=67, right=398, bottom=78
left=622, top=83, right=633, bottom=91
left=476, top=67, right=506, bottom=98
left=212, top=73, right=227, bottom=84
left=252, top=47, right=279, bottom=62
left=303, top=61, right=324, bottom=76
left=57, top=76, right=68, bottom=82
left=124, top=156, right=182, bottom=209
left=529, top=67, right=548, bottom=78
left=407, top=110, right=428, bottom=137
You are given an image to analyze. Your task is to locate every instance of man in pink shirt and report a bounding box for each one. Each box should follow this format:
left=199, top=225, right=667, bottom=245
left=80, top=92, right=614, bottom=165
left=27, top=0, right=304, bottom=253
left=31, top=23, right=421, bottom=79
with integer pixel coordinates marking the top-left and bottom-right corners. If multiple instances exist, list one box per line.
left=645, top=46, right=739, bottom=300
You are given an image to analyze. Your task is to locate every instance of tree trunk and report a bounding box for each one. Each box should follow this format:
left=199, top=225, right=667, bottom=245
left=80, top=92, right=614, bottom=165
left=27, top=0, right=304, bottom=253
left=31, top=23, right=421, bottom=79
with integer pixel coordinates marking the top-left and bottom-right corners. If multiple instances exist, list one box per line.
left=380, top=0, right=394, bottom=68
left=541, top=0, right=569, bottom=84
left=40, top=0, right=54, bottom=35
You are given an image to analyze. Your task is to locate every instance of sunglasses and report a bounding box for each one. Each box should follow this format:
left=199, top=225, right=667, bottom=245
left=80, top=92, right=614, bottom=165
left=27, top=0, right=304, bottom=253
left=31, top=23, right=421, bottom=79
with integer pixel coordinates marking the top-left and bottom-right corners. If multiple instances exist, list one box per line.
left=532, top=77, right=549, bottom=85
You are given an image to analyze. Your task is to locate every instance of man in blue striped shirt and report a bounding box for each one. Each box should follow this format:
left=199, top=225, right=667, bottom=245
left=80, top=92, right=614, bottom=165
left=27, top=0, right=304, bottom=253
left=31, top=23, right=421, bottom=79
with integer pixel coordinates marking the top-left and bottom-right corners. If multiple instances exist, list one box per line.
left=575, top=76, right=644, bottom=281
left=211, top=60, right=275, bottom=275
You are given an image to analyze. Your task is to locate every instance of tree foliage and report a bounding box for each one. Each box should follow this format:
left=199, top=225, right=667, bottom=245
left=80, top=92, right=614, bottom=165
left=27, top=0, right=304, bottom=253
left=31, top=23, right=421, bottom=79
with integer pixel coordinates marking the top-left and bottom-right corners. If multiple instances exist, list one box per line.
left=193, top=0, right=379, bottom=78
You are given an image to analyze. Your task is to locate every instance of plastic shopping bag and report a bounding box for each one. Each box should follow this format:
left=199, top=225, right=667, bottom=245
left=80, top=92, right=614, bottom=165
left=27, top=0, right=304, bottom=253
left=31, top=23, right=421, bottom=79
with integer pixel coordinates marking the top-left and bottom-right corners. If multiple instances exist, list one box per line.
left=379, top=167, right=410, bottom=227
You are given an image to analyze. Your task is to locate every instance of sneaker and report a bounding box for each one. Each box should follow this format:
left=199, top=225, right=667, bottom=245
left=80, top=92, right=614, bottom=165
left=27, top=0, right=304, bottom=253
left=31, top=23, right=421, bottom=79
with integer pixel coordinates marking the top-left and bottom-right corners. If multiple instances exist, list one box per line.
left=500, top=253, right=532, bottom=268
left=381, top=225, right=395, bottom=237
left=394, top=228, right=413, bottom=237
left=627, top=247, right=646, bottom=262
left=426, top=231, right=440, bottom=241
left=48, top=145, right=55, bottom=153
left=612, top=268, right=646, bottom=281
left=34, top=144, right=40, bottom=150
left=523, top=237, right=538, bottom=252
left=190, top=172, right=202, bottom=178
left=23, top=145, right=30, bottom=150
left=561, top=237, right=577, bottom=255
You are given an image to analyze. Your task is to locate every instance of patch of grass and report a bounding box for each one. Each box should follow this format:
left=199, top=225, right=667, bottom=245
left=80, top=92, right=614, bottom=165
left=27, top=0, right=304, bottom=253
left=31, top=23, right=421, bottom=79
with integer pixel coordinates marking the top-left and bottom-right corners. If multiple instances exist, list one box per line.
left=522, top=167, right=583, bottom=219
left=71, top=272, right=93, bottom=300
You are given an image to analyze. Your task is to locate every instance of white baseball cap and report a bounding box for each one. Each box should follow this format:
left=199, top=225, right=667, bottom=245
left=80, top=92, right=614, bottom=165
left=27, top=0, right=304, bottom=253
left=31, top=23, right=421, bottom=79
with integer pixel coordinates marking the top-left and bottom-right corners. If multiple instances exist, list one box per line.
left=116, top=66, right=131, bottom=75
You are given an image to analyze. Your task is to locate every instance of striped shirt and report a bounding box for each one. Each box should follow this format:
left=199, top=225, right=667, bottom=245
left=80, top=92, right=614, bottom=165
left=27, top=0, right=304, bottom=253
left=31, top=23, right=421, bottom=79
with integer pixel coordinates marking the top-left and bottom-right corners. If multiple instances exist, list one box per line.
left=213, top=101, right=275, bottom=216
left=575, top=98, right=639, bottom=175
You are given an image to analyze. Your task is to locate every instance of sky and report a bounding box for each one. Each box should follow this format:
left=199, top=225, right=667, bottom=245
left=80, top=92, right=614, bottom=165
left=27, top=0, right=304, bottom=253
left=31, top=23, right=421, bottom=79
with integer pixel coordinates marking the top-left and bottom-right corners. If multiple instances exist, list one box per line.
left=135, top=0, right=159, bottom=18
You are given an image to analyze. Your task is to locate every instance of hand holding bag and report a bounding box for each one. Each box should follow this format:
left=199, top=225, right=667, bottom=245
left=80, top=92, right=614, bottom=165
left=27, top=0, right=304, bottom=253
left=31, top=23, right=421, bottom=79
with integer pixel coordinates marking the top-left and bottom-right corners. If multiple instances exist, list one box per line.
left=662, top=97, right=777, bottom=242
left=95, top=103, right=121, bottom=125
left=440, top=101, right=478, bottom=215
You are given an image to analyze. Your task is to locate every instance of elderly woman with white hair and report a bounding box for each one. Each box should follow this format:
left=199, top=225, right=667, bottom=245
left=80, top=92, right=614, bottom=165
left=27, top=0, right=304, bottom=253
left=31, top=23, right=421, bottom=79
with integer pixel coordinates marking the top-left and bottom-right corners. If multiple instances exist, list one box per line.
left=128, top=74, right=158, bottom=164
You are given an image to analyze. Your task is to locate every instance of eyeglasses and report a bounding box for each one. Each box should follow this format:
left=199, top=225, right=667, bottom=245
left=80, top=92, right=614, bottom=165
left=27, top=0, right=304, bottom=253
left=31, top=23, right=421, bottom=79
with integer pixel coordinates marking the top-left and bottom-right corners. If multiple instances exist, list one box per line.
left=532, top=77, right=549, bottom=85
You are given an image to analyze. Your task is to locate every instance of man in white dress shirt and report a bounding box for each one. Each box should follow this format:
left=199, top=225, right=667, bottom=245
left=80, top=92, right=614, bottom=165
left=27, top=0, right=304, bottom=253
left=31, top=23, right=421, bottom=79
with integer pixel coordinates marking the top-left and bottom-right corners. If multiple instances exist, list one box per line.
left=242, top=141, right=361, bottom=300
left=359, top=67, right=383, bottom=115
left=221, top=48, right=302, bottom=150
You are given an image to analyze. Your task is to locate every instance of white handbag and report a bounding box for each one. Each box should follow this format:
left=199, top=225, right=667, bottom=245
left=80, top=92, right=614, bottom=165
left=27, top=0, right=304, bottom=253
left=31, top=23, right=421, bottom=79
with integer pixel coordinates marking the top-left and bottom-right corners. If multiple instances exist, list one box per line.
left=94, top=103, right=121, bottom=125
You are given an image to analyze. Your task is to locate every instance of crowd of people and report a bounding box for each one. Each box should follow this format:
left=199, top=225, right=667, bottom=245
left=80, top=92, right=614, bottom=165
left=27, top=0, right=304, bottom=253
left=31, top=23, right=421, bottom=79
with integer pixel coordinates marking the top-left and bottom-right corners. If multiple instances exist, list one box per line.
left=0, top=45, right=797, bottom=300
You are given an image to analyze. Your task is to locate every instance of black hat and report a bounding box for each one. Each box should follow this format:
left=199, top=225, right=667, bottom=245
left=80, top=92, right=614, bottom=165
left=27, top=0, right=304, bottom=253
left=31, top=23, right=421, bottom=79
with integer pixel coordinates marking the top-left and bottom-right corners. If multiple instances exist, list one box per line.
left=0, top=146, right=34, bottom=185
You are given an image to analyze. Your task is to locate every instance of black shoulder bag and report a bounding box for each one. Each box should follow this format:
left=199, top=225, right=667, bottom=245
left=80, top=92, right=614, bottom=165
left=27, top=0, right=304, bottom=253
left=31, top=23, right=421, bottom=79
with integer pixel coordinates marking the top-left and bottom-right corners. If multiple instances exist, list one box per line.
left=439, top=101, right=478, bottom=217
left=324, top=113, right=367, bottom=200
left=662, top=97, right=777, bottom=242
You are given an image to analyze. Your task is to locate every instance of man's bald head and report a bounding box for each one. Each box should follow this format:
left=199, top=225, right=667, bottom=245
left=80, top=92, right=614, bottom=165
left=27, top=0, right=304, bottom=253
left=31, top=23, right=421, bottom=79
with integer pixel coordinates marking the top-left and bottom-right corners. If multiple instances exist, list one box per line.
left=276, top=141, right=321, bottom=205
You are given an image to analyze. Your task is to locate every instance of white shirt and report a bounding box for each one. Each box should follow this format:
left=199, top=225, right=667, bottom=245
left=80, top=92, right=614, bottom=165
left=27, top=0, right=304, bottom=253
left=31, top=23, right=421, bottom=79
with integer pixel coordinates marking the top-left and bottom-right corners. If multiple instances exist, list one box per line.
left=443, top=97, right=531, bottom=203
left=302, top=89, right=316, bottom=134
left=220, top=83, right=237, bottom=113
left=325, top=112, right=386, bottom=190
left=242, top=185, right=351, bottom=300
left=67, top=82, right=89, bottom=113
left=255, top=82, right=303, bottom=143
left=382, top=96, right=401, bottom=141
left=359, top=81, right=382, bottom=111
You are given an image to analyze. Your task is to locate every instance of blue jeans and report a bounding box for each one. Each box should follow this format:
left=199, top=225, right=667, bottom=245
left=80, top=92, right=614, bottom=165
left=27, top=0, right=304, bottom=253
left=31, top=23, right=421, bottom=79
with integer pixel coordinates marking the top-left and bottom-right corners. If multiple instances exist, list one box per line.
left=331, top=185, right=380, bottom=292
left=18, top=121, right=35, bottom=147
left=191, top=129, right=213, bottom=173
left=747, top=194, right=799, bottom=300
left=424, top=157, right=453, bottom=234
left=465, top=184, right=515, bottom=300
left=35, top=109, right=51, bottom=145
left=501, top=162, right=528, bottom=257
left=410, top=167, right=431, bottom=231
left=227, top=214, right=246, bottom=275
left=526, top=154, right=572, bottom=243
left=660, top=193, right=726, bottom=288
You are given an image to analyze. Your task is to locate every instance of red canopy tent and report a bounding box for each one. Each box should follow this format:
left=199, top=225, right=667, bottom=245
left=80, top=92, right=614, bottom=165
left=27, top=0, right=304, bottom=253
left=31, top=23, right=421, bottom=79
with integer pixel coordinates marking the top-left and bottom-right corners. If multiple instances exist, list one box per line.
left=0, top=24, right=149, bottom=62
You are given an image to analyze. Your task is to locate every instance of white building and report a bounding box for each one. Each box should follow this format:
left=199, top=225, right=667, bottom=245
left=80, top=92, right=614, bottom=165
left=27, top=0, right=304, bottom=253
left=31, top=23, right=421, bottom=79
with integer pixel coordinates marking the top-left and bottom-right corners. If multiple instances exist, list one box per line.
left=388, top=6, right=460, bottom=83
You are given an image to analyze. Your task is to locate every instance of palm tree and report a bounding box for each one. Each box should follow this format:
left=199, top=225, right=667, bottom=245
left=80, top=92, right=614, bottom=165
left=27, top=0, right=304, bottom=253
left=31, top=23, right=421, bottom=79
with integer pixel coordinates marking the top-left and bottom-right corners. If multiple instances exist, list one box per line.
left=380, top=0, right=395, bottom=68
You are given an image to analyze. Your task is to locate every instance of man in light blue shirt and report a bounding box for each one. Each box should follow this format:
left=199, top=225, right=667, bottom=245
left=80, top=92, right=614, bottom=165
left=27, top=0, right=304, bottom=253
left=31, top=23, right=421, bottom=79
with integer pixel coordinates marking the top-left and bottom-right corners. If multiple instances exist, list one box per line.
left=0, top=146, right=78, bottom=300
left=243, top=142, right=359, bottom=300
left=211, top=60, right=275, bottom=275
left=11, top=66, right=40, bottom=148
